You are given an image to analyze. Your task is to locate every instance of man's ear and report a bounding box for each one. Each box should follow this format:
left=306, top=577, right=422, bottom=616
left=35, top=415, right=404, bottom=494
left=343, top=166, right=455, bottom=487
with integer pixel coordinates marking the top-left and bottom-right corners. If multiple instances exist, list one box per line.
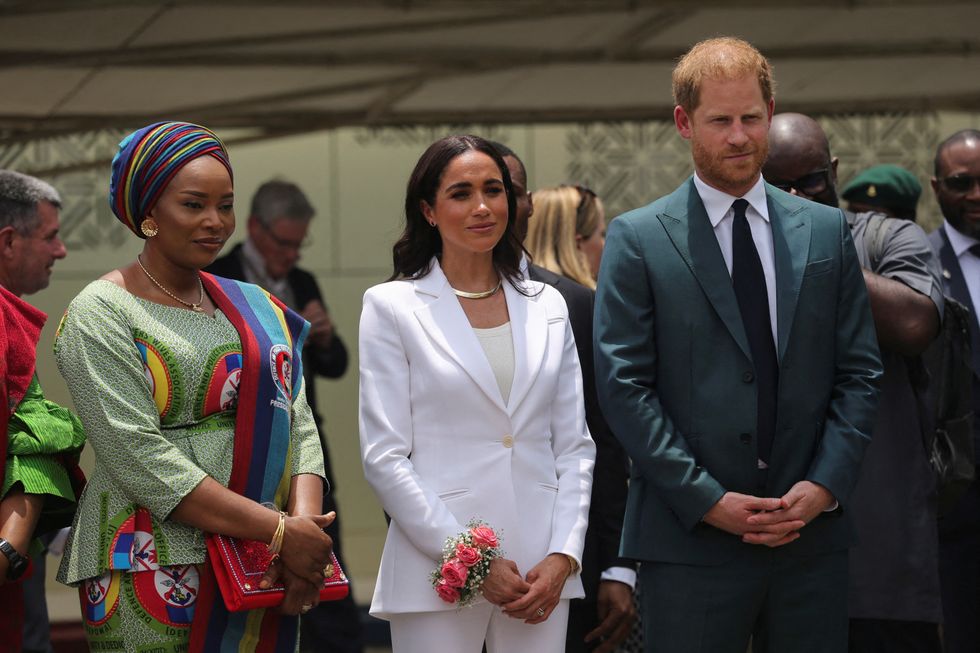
left=247, top=215, right=262, bottom=240
left=527, top=192, right=534, bottom=219
left=830, top=157, right=840, bottom=186
left=0, top=225, right=16, bottom=259
left=674, top=105, right=693, bottom=140
left=931, top=177, right=941, bottom=199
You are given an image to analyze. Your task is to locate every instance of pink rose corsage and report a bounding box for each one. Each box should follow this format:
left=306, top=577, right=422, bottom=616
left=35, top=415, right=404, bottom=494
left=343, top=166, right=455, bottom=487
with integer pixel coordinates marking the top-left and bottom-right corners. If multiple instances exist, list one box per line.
left=430, top=520, right=502, bottom=607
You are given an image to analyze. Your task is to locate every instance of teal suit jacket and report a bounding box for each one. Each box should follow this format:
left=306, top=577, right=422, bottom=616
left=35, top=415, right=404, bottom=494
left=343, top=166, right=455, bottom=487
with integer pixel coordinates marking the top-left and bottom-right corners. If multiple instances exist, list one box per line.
left=594, top=178, right=882, bottom=565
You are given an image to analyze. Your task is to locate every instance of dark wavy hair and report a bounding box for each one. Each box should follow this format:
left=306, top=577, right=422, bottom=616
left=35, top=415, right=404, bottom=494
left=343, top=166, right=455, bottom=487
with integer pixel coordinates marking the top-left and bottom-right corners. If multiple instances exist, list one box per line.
left=389, top=134, right=527, bottom=290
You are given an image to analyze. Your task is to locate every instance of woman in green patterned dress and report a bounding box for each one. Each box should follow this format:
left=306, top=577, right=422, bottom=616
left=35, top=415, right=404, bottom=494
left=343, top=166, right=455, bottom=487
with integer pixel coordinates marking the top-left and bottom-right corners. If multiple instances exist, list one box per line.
left=54, top=122, right=334, bottom=653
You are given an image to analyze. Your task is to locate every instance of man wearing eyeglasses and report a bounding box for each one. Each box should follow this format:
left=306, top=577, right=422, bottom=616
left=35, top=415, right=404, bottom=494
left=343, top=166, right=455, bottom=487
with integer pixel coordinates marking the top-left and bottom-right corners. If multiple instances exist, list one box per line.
left=763, top=113, right=944, bottom=653
left=928, top=129, right=980, bottom=653
left=205, top=180, right=362, bottom=653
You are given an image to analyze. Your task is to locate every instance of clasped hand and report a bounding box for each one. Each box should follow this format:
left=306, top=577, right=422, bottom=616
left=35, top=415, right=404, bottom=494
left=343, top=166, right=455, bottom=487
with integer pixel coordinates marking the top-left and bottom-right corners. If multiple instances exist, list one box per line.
left=259, top=511, right=336, bottom=615
left=483, top=554, right=571, bottom=624
left=703, top=481, right=834, bottom=548
left=301, top=300, right=334, bottom=348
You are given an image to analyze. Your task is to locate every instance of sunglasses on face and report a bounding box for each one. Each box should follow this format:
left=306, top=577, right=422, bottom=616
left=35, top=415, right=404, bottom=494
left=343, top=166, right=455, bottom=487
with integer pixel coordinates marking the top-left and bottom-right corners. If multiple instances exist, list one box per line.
left=939, top=175, right=980, bottom=195
left=770, top=169, right=830, bottom=196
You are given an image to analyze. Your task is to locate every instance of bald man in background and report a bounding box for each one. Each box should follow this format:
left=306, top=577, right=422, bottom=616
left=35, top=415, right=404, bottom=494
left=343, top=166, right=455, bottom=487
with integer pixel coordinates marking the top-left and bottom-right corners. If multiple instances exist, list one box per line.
left=764, top=113, right=944, bottom=653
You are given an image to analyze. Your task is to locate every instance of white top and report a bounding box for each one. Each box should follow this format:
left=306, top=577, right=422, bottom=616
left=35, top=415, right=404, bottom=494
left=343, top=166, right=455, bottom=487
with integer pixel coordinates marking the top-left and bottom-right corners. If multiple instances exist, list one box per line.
left=944, top=220, right=980, bottom=312
left=473, top=321, right=515, bottom=405
left=358, top=261, right=595, bottom=617
left=693, top=173, right=778, bottom=347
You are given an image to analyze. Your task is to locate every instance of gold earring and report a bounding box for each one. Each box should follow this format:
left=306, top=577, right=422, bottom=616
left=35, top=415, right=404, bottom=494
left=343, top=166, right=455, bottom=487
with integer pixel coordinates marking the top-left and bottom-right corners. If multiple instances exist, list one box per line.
left=140, top=220, right=158, bottom=238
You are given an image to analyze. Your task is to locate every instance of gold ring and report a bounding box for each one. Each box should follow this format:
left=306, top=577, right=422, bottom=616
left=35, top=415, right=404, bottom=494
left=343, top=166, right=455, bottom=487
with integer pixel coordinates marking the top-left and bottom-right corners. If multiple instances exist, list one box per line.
left=535, top=607, right=545, bottom=617
left=323, top=563, right=334, bottom=577
left=301, top=603, right=313, bottom=614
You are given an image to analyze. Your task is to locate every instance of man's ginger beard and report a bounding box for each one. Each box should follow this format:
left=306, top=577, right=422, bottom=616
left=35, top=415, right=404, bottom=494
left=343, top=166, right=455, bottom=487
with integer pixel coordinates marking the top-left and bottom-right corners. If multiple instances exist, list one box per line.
left=691, top=128, right=769, bottom=193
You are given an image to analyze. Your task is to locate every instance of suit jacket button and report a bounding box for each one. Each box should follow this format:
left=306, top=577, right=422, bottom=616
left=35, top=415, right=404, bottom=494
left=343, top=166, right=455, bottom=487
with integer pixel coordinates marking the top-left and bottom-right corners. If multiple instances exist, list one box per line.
left=740, top=433, right=752, bottom=444
left=742, top=371, right=754, bottom=383
left=502, top=435, right=514, bottom=448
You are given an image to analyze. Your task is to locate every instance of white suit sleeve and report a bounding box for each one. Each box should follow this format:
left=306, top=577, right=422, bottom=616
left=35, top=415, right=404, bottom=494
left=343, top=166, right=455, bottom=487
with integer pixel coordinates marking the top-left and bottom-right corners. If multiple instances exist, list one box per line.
left=358, top=287, right=465, bottom=561
left=546, top=312, right=596, bottom=568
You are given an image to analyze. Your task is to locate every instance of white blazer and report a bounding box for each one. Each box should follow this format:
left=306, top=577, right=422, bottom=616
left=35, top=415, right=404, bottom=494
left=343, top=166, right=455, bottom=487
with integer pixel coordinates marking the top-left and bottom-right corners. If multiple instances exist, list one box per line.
left=359, top=259, right=596, bottom=618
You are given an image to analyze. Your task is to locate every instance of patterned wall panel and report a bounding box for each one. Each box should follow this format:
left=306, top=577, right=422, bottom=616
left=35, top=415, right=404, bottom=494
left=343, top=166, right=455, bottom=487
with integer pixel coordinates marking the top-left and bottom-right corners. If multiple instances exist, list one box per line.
left=564, top=122, right=693, bottom=220
left=0, top=130, right=127, bottom=249
left=352, top=125, right=516, bottom=149
left=822, top=112, right=941, bottom=229
left=561, top=112, right=944, bottom=230
left=0, top=113, right=952, bottom=254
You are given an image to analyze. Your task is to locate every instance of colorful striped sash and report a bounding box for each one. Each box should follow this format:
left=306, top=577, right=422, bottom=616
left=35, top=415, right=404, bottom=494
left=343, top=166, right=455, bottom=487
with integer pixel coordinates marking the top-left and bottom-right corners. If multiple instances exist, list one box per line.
left=190, top=274, right=309, bottom=653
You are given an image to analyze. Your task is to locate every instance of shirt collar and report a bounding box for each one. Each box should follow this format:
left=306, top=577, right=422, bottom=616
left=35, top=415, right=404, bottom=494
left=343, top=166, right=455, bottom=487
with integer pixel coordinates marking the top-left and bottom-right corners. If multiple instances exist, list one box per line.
left=693, top=173, right=770, bottom=227
left=944, top=220, right=980, bottom=259
left=241, top=239, right=291, bottom=296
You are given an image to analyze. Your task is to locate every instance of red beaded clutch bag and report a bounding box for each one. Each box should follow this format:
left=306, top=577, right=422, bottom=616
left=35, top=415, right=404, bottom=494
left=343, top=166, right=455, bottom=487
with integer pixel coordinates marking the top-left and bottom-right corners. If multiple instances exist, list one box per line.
left=205, top=533, right=349, bottom=611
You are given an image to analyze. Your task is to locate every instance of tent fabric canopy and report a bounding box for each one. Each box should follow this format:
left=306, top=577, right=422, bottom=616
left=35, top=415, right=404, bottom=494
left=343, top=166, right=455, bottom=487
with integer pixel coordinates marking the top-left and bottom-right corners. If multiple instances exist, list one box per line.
left=1, top=0, right=978, bottom=145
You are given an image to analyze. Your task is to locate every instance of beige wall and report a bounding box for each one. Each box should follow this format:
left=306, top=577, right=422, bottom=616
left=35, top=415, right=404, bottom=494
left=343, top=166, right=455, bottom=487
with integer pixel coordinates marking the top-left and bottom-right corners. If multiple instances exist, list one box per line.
left=17, top=110, right=979, bottom=619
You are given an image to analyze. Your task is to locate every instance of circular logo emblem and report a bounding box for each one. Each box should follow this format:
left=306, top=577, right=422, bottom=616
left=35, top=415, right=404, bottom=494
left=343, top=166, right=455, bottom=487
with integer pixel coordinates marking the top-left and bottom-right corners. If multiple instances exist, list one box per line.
left=270, top=344, right=292, bottom=401
left=133, top=565, right=199, bottom=627
left=130, top=529, right=159, bottom=572
left=202, top=350, right=242, bottom=416
left=82, top=572, right=120, bottom=626
left=135, top=338, right=174, bottom=418
left=108, top=509, right=159, bottom=572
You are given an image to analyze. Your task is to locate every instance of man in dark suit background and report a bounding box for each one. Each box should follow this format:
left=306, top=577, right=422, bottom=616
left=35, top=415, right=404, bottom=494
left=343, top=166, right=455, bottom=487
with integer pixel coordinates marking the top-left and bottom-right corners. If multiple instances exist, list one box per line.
left=491, top=142, right=636, bottom=653
left=205, top=180, right=361, bottom=653
left=594, top=37, right=881, bottom=653
left=928, top=129, right=980, bottom=653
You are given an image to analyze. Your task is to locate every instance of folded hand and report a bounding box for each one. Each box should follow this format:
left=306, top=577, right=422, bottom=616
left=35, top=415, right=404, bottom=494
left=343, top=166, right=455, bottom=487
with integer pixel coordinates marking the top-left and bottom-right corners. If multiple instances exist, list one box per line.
left=502, top=553, right=570, bottom=623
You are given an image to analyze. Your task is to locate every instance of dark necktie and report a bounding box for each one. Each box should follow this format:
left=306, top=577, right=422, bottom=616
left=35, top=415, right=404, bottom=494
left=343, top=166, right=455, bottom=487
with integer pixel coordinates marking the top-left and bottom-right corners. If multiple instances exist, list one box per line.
left=731, top=199, right=778, bottom=464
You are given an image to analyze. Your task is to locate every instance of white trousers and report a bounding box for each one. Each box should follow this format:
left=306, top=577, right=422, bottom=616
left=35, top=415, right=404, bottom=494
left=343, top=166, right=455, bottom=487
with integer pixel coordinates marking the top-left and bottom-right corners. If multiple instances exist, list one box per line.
left=388, top=599, right=570, bottom=653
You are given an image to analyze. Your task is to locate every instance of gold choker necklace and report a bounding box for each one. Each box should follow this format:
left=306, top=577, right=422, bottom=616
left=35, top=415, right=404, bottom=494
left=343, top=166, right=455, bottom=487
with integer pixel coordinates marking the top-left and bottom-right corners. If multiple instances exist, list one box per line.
left=450, top=279, right=502, bottom=300
left=137, top=256, right=206, bottom=312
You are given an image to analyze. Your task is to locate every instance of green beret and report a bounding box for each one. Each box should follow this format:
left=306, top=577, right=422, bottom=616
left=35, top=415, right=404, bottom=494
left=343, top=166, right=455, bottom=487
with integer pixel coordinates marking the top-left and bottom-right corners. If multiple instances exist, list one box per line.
left=841, top=164, right=922, bottom=214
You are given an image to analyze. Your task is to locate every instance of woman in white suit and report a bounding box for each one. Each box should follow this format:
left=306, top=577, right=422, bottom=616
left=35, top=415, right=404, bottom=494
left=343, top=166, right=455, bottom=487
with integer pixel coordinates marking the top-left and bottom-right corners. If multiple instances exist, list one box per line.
left=359, top=135, right=596, bottom=653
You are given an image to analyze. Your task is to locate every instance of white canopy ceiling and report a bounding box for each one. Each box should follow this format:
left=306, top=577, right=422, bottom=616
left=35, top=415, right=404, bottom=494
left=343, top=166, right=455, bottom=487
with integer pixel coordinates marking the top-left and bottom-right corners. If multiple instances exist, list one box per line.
left=1, top=0, right=978, bottom=147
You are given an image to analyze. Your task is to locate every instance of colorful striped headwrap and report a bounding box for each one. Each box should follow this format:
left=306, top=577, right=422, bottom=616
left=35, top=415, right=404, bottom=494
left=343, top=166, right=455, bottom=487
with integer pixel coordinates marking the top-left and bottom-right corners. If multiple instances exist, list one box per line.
left=109, top=121, right=232, bottom=237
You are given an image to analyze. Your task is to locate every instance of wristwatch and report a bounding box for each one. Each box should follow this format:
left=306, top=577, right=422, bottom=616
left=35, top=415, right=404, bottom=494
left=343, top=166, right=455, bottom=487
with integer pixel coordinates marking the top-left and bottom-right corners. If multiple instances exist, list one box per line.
left=0, top=538, right=29, bottom=581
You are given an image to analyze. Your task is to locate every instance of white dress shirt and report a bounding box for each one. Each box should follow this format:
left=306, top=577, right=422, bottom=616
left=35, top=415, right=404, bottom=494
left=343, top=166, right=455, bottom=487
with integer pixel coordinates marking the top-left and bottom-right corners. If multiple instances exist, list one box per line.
left=943, top=220, right=980, bottom=310
left=693, top=173, right=778, bottom=347
left=695, top=174, right=788, bottom=475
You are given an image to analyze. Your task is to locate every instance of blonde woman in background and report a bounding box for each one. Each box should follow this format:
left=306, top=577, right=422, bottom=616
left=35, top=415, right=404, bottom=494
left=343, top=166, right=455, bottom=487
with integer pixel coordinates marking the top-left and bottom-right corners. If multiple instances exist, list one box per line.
left=524, top=185, right=606, bottom=288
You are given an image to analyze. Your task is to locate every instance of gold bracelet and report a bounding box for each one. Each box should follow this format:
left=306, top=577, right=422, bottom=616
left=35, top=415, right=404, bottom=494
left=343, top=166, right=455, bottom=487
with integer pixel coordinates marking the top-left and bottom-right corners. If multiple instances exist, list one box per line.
left=267, top=511, right=286, bottom=555
left=564, top=554, right=579, bottom=576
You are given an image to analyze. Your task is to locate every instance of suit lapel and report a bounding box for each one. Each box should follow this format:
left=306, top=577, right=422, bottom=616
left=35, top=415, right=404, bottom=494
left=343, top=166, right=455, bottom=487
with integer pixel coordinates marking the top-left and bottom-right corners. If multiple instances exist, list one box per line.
left=768, top=190, right=810, bottom=362
left=505, top=278, right=547, bottom=414
left=413, top=263, right=507, bottom=412
left=937, top=227, right=980, bottom=375
left=658, top=180, right=752, bottom=360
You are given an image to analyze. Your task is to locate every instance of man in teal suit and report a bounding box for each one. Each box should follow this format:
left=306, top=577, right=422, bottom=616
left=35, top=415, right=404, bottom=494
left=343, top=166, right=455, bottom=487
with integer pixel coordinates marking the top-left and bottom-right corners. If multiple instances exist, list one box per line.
left=594, top=37, right=881, bottom=653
